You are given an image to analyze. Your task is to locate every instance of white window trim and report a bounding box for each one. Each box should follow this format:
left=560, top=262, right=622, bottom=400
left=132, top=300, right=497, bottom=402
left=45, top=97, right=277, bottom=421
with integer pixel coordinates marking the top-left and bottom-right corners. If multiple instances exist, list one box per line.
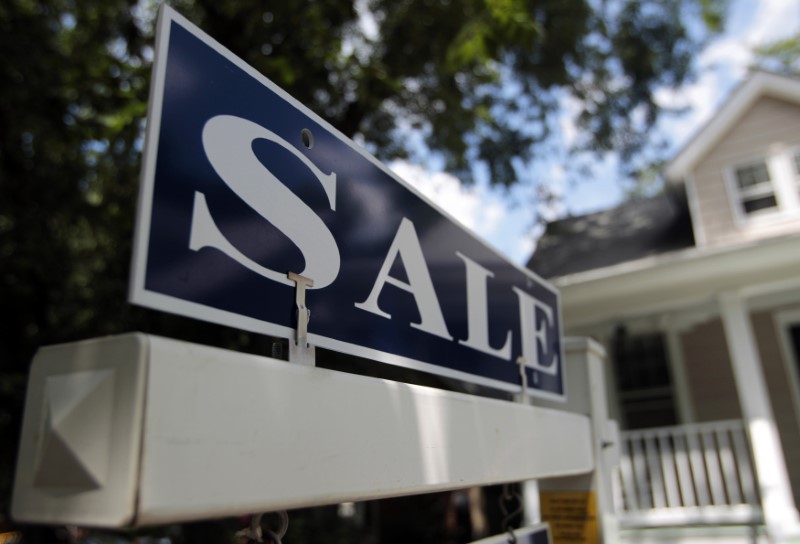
left=724, top=152, right=800, bottom=227
left=774, top=308, right=800, bottom=436
left=786, top=147, right=800, bottom=209
left=685, top=173, right=707, bottom=246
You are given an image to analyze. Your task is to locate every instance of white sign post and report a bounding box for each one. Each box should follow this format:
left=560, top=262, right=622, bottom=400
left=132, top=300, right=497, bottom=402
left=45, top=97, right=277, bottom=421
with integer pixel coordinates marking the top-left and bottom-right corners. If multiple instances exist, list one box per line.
left=12, top=334, right=592, bottom=527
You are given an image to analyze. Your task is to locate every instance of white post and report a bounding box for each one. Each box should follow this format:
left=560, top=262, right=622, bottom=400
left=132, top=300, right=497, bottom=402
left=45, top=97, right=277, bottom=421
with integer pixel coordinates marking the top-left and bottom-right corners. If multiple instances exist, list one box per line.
left=536, top=337, right=619, bottom=543
left=718, top=291, right=800, bottom=541
left=12, top=333, right=595, bottom=528
left=664, top=317, right=695, bottom=424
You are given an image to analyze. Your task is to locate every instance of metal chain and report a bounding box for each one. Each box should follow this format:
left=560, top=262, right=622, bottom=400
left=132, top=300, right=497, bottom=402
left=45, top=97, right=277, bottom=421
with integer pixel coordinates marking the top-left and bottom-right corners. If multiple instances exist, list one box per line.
left=238, top=511, right=289, bottom=543
left=500, top=484, right=523, bottom=544
left=261, top=529, right=282, bottom=544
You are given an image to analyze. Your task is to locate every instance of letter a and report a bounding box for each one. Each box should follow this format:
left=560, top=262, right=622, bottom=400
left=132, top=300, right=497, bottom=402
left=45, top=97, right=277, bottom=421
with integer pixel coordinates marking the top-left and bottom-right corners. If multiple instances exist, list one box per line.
left=355, top=218, right=452, bottom=340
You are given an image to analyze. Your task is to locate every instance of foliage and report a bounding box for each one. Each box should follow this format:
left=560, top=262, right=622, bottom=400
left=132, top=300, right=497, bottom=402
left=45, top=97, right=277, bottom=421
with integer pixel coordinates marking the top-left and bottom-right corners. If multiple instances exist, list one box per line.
left=0, top=0, right=722, bottom=539
left=163, top=0, right=723, bottom=185
left=754, top=32, right=800, bottom=75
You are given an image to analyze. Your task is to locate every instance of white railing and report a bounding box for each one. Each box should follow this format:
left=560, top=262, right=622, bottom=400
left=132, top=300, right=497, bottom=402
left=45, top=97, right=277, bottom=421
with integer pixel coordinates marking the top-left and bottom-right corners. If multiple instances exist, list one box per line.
left=615, top=420, right=763, bottom=528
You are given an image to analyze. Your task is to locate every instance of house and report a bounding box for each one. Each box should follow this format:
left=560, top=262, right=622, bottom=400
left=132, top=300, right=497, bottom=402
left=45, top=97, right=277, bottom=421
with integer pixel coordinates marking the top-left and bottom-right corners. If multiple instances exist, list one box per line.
left=528, top=71, right=800, bottom=542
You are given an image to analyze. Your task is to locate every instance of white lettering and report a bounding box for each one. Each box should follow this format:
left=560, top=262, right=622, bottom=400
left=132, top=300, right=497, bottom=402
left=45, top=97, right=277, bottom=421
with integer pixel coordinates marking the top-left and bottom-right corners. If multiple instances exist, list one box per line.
left=191, top=114, right=339, bottom=288
left=455, top=252, right=512, bottom=360
left=513, top=287, right=558, bottom=375
left=354, top=218, right=453, bottom=340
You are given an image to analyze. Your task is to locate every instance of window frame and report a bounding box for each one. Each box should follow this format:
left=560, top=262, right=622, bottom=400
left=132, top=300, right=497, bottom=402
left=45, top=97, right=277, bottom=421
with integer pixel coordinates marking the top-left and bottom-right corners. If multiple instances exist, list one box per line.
left=726, top=157, right=779, bottom=223
left=790, top=149, right=800, bottom=204
left=611, top=329, right=679, bottom=430
left=725, top=152, right=800, bottom=227
left=775, top=308, right=800, bottom=437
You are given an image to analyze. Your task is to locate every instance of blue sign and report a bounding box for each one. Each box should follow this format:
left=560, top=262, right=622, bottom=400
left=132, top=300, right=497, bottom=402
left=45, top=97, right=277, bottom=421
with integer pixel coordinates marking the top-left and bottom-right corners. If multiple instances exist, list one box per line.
left=470, top=524, right=551, bottom=544
left=130, top=6, right=564, bottom=400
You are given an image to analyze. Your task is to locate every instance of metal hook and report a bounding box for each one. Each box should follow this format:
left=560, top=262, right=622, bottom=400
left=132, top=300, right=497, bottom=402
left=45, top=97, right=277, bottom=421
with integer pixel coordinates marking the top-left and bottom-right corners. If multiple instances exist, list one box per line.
left=500, top=484, right=523, bottom=544
left=506, top=529, right=517, bottom=544
left=236, top=514, right=260, bottom=543
left=517, top=356, right=529, bottom=404
left=262, top=530, right=282, bottom=544
left=287, top=272, right=315, bottom=366
left=238, top=511, right=289, bottom=544
left=275, top=511, right=289, bottom=540
left=287, top=272, right=312, bottom=347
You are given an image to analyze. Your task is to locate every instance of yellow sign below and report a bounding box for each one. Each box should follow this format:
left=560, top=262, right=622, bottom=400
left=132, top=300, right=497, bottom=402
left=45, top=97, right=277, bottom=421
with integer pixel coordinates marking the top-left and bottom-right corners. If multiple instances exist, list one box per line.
left=540, top=491, right=598, bottom=544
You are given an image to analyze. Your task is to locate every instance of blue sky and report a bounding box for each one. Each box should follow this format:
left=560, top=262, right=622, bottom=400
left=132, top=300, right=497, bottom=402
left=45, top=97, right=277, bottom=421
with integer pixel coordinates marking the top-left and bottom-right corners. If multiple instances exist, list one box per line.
left=391, top=0, right=800, bottom=265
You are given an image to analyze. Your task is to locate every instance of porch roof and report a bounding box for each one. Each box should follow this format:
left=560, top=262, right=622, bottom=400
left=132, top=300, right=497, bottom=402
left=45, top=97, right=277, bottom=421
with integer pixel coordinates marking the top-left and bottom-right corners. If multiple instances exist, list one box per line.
left=546, top=229, right=800, bottom=328
left=528, top=188, right=694, bottom=279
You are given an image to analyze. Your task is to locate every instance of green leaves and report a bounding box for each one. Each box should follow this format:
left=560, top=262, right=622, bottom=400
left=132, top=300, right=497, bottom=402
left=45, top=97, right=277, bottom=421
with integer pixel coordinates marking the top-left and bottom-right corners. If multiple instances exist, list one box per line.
left=446, top=0, right=544, bottom=71
left=754, top=33, right=800, bottom=74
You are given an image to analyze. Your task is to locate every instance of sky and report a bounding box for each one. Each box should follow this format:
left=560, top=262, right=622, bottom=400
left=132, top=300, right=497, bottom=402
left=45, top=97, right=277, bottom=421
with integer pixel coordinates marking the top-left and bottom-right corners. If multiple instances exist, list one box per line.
left=389, top=0, right=800, bottom=266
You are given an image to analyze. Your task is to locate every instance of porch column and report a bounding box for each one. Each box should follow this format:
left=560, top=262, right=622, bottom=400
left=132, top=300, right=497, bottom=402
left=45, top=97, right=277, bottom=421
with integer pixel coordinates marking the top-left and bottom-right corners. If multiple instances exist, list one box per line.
left=664, top=317, right=695, bottom=424
left=537, top=338, right=619, bottom=543
left=718, top=291, right=799, bottom=540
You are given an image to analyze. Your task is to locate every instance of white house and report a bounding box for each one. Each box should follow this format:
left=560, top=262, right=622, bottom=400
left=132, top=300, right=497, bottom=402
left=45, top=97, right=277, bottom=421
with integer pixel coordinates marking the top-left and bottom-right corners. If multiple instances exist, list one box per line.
left=529, top=71, right=800, bottom=542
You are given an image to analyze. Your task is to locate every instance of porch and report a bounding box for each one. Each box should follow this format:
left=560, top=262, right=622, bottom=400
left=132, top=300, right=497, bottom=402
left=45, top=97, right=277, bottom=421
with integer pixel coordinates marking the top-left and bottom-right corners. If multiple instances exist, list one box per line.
left=551, top=243, right=800, bottom=540
left=615, top=419, right=765, bottom=536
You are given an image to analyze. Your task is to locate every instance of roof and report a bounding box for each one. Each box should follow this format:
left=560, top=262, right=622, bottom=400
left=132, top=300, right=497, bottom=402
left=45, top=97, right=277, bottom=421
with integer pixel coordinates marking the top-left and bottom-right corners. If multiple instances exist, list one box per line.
left=548, top=229, right=800, bottom=328
left=529, top=72, right=800, bottom=281
left=528, top=188, right=695, bottom=279
left=665, top=70, right=800, bottom=181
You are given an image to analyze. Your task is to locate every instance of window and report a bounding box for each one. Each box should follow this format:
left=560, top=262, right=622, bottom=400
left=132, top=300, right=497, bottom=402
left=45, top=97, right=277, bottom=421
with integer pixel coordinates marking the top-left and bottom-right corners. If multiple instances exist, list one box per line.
left=792, top=151, right=800, bottom=200
left=732, top=160, right=778, bottom=216
left=727, top=153, right=800, bottom=224
left=790, top=324, right=800, bottom=373
left=776, top=310, right=800, bottom=437
left=612, top=328, right=678, bottom=430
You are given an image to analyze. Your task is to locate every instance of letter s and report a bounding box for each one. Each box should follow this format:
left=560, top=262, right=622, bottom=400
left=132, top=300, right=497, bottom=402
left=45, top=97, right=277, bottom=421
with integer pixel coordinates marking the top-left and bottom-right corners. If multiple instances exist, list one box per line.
left=190, top=115, right=340, bottom=288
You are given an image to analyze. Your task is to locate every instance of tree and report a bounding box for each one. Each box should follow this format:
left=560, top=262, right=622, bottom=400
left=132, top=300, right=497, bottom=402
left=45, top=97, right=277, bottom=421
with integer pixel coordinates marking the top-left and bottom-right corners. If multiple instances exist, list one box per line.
left=169, top=0, right=724, bottom=184
left=754, top=32, right=800, bottom=75
left=0, top=0, right=722, bottom=539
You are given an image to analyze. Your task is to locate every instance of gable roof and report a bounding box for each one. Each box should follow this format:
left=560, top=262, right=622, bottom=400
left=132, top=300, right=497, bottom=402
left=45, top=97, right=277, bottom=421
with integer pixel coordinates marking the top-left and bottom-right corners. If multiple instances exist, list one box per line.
left=665, top=71, right=800, bottom=182
left=528, top=188, right=694, bottom=279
